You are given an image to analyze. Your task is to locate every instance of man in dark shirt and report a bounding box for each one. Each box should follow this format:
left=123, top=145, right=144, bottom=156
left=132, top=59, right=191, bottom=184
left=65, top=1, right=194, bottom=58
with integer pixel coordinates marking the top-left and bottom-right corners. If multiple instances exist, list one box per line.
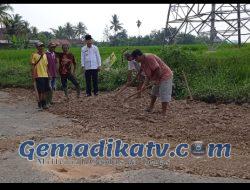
left=56, top=44, right=80, bottom=99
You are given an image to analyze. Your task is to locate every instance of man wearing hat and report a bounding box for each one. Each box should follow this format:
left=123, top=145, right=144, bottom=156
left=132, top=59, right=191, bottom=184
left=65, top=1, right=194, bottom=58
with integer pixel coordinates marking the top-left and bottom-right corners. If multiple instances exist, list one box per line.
left=81, top=34, right=102, bottom=96
left=46, top=42, right=58, bottom=105
left=30, top=42, right=50, bottom=110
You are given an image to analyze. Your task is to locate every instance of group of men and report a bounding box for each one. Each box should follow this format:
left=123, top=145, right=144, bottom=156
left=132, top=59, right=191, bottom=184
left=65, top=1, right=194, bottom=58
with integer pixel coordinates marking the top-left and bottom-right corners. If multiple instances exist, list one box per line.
left=31, top=34, right=101, bottom=111
left=31, top=34, right=173, bottom=116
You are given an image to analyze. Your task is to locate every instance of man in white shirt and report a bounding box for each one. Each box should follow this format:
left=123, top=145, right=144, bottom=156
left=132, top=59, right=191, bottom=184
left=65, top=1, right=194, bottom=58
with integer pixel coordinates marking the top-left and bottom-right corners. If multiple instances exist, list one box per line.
left=124, top=52, right=145, bottom=98
left=81, top=34, right=102, bottom=96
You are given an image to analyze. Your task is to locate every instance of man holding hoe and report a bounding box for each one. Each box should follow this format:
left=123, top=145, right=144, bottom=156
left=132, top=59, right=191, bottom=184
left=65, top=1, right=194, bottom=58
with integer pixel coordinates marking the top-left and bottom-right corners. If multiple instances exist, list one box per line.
left=115, top=51, right=145, bottom=98
left=131, top=49, right=173, bottom=116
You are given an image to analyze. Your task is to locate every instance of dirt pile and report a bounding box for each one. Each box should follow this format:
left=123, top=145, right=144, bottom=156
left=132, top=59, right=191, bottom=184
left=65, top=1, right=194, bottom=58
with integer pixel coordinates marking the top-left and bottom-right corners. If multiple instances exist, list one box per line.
left=3, top=88, right=250, bottom=179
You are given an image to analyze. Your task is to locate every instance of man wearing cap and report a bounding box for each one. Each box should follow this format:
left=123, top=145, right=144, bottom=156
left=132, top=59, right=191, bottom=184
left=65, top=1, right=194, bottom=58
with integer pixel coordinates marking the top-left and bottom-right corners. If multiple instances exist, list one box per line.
left=30, top=42, right=50, bottom=110
left=46, top=42, right=58, bottom=105
left=131, top=49, right=173, bottom=116
left=81, top=34, right=102, bottom=97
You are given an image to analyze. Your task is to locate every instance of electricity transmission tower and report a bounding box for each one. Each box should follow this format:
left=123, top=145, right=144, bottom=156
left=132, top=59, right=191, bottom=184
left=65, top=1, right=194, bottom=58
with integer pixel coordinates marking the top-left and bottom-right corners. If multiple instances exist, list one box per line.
left=163, top=4, right=250, bottom=47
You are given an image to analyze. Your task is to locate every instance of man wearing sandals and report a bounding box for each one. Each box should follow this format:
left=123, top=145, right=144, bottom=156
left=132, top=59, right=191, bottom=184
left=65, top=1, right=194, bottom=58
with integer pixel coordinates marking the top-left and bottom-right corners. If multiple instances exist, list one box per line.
left=131, top=49, right=173, bottom=116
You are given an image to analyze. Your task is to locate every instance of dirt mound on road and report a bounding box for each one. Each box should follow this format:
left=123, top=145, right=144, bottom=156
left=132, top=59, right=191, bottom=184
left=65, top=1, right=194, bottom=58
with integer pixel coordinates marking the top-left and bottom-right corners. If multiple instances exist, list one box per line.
left=48, top=88, right=249, bottom=150
left=3, top=88, right=250, bottom=180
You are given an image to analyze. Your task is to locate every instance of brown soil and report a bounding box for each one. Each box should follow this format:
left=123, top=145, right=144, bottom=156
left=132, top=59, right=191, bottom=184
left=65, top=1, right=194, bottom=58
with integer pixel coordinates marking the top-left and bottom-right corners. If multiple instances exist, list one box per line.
left=2, top=88, right=250, bottom=180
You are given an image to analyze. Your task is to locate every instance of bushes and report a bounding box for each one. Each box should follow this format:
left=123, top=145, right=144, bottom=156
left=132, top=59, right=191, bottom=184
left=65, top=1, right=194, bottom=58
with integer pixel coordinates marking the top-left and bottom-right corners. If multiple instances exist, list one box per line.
left=159, top=45, right=250, bottom=103
left=98, top=68, right=127, bottom=91
left=159, top=46, right=200, bottom=99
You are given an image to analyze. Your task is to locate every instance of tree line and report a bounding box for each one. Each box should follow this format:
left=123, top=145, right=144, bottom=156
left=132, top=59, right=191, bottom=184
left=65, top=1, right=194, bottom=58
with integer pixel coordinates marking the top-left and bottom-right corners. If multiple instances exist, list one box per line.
left=0, top=4, right=215, bottom=49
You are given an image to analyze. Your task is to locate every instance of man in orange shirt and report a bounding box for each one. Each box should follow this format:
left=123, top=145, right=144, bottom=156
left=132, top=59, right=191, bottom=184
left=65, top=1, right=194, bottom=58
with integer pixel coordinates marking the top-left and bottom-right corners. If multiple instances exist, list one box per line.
left=131, top=49, right=173, bottom=116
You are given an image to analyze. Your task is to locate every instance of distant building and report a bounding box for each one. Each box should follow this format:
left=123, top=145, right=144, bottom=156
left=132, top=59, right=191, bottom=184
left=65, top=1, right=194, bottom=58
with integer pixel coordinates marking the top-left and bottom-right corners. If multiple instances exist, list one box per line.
left=29, top=40, right=41, bottom=45
left=0, top=28, right=6, bottom=40
left=0, top=28, right=10, bottom=47
left=69, top=39, right=84, bottom=46
left=50, top=39, right=71, bottom=45
left=0, top=28, right=8, bottom=44
left=0, top=40, right=9, bottom=44
left=50, top=39, right=84, bottom=46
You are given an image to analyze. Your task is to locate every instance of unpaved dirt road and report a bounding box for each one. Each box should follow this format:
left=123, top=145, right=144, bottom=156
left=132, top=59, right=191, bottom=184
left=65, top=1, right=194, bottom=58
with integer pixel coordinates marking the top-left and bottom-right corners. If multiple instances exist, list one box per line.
left=0, top=88, right=249, bottom=183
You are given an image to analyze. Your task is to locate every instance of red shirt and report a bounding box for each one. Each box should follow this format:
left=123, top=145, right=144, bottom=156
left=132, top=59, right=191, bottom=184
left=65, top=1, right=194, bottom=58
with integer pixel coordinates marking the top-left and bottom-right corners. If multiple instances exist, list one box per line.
left=140, top=54, right=173, bottom=83
left=56, top=52, right=76, bottom=76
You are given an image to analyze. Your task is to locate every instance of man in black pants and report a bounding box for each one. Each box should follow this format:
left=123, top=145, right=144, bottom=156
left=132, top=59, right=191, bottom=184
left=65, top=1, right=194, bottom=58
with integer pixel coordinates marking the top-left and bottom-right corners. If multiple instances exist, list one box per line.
left=81, top=35, right=102, bottom=96
left=57, top=44, right=81, bottom=100
left=30, top=42, right=50, bottom=111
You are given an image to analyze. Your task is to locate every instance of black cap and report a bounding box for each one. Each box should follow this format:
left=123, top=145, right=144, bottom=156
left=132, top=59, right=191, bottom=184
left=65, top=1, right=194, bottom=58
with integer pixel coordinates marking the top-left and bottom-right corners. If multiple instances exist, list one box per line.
left=131, top=49, right=143, bottom=58
left=85, top=34, right=92, bottom=40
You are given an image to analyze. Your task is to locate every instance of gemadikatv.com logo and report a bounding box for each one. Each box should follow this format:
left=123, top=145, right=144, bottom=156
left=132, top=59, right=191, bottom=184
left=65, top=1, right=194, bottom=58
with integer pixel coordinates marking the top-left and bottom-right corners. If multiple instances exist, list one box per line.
left=18, top=139, right=231, bottom=161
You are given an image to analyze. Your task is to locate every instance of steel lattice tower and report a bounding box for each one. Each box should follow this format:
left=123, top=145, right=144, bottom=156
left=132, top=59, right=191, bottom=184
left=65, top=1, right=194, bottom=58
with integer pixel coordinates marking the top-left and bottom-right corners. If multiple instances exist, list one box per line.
left=163, top=4, right=250, bottom=47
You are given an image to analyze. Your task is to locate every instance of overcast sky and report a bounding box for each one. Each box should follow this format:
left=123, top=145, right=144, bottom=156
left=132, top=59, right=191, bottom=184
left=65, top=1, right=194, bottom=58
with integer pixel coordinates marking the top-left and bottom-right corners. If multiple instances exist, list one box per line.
left=8, top=4, right=250, bottom=43
left=10, top=4, right=169, bottom=41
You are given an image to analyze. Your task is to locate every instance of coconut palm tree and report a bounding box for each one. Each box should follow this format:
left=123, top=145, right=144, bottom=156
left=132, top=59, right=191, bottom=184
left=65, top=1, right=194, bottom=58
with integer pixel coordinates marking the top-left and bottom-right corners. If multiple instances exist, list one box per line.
left=110, top=14, right=123, bottom=36
left=3, top=14, right=27, bottom=37
left=2, top=14, right=31, bottom=47
left=64, top=22, right=75, bottom=39
left=50, top=26, right=66, bottom=39
left=22, top=21, right=30, bottom=35
left=0, top=4, right=13, bottom=27
left=30, top=26, right=38, bottom=39
left=75, top=22, right=87, bottom=40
